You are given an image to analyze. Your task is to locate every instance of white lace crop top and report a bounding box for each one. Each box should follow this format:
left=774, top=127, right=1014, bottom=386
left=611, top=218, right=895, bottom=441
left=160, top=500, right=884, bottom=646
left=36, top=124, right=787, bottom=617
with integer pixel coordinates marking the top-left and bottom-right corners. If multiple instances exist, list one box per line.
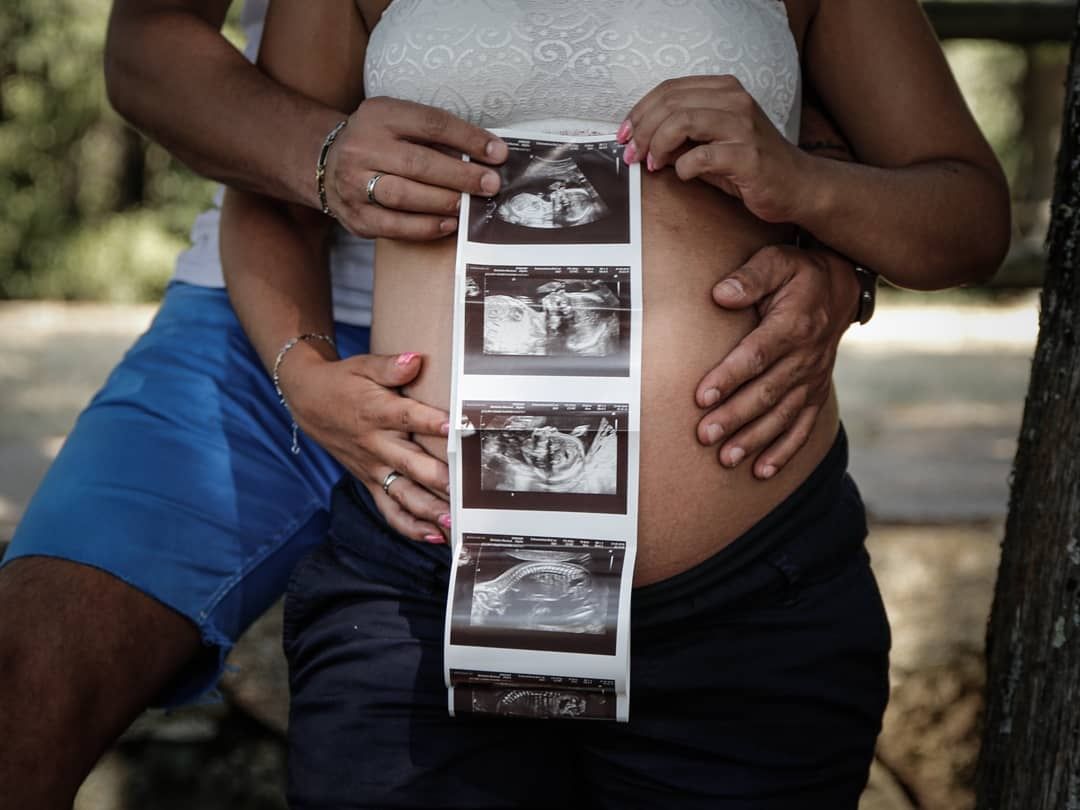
left=364, top=0, right=802, bottom=141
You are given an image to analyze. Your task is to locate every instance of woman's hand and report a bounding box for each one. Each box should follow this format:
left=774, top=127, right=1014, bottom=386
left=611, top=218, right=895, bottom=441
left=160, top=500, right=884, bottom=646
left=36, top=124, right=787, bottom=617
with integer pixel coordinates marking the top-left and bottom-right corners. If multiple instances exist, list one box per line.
left=618, top=75, right=811, bottom=223
left=277, top=347, right=452, bottom=543
left=695, top=245, right=860, bottom=479
left=324, top=97, right=509, bottom=240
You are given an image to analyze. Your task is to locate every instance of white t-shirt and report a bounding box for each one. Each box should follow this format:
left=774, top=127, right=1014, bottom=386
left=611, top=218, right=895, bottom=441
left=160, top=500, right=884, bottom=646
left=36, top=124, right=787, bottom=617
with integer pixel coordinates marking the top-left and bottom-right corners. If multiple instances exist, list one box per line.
left=171, top=0, right=374, bottom=327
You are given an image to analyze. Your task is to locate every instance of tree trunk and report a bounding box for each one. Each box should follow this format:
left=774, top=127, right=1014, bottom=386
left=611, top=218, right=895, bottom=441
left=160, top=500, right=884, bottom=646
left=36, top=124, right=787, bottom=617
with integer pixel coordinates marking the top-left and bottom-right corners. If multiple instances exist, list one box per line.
left=975, top=8, right=1080, bottom=809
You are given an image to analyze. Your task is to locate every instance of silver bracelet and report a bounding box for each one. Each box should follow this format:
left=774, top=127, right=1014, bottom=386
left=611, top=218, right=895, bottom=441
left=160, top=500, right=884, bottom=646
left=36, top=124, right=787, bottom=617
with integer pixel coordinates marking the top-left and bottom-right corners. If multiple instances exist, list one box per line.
left=316, top=120, right=348, bottom=217
left=272, top=332, right=337, bottom=455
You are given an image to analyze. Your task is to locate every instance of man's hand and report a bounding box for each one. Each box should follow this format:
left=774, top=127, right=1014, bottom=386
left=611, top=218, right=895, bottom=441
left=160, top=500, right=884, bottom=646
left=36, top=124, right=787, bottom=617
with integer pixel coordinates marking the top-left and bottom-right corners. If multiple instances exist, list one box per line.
left=325, top=98, right=508, bottom=241
left=279, top=349, right=451, bottom=543
left=695, top=245, right=860, bottom=479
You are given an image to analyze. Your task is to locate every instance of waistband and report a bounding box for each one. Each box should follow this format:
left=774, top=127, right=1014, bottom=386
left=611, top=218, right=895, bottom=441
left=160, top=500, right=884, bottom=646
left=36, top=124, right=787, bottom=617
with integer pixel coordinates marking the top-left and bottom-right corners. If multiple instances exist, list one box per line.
left=632, top=424, right=862, bottom=615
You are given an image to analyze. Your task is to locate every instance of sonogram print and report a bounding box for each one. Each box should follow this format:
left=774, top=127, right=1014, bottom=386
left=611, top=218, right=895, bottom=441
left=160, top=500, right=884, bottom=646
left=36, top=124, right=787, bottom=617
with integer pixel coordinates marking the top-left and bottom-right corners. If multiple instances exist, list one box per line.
left=468, top=138, right=629, bottom=245
left=464, top=264, right=631, bottom=376
left=450, top=670, right=617, bottom=720
left=460, top=687, right=614, bottom=720
left=460, top=402, right=629, bottom=513
left=451, top=535, right=624, bottom=655
left=482, top=415, right=617, bottom=495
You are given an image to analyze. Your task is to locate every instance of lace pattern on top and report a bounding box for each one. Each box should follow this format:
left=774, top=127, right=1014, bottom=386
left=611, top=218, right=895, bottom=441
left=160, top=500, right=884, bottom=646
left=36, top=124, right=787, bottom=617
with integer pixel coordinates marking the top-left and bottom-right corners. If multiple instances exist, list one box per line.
left=364, top=0, right=801, bottom=140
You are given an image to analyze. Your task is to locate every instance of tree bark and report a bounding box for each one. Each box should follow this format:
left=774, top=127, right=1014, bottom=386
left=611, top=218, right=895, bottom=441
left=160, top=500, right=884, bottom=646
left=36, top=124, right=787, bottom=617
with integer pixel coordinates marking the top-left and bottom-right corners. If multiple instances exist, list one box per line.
left=975, top=8, right=1080, bottom=809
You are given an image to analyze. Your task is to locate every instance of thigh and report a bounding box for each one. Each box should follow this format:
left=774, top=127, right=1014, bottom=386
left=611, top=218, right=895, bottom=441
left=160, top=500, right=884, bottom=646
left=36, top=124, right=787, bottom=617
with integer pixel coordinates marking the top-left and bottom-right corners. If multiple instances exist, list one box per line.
left=581, top=548, right=890, bottom=810
left=285, top=481, right=579, bottom=810
left=3, top=283, right=370, bottom=704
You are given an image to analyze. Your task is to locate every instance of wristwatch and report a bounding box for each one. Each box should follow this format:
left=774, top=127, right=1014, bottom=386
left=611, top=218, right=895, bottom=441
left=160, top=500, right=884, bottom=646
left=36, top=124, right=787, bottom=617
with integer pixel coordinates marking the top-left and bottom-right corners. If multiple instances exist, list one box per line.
left=852, top=266, right=878, bottom=325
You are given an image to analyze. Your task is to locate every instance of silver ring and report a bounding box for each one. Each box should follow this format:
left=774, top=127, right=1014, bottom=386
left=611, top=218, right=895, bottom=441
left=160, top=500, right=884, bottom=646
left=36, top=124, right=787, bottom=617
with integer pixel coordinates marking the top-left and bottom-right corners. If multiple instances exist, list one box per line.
left=381, top=470, right=403, bottom=495
left=366, top=172, right=386, bottom=207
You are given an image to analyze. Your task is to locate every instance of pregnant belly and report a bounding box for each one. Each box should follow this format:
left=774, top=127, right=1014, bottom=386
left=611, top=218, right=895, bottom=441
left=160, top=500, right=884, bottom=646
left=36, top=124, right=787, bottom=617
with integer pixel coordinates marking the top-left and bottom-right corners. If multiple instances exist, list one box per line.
left=371, top=171, right=840, bottom=585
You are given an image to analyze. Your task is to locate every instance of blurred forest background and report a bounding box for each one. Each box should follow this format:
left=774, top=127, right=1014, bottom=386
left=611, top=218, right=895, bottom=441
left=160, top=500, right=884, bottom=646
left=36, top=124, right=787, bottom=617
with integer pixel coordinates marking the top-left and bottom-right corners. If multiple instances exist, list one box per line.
left=0, top=1, right=244, bottom=302
left=0, top=0, right=1070, bottom=302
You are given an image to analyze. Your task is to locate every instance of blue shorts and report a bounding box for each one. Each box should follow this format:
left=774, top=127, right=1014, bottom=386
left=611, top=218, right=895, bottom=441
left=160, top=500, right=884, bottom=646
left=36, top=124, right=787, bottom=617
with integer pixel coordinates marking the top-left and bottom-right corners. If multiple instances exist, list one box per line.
left=285, top=428, right=891, bottom=809
left=2, top=282, right=370, bottom=706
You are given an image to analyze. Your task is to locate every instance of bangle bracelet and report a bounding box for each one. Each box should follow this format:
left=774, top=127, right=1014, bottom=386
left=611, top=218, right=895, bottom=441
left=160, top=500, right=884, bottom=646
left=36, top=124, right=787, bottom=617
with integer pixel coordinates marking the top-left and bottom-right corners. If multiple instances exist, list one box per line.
left=272, top=332, right=337, bottom=455
left=316, top=120, right=348, bottom=217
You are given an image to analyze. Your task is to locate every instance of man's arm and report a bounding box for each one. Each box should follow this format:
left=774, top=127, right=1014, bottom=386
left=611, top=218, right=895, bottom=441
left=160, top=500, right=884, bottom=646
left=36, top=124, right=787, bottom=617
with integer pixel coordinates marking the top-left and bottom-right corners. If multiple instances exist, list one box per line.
left=104, top=0, right=507, bottom=239
left=105, top=0, right=339, bottom=208
left=694, top=89, right=862, bottom=478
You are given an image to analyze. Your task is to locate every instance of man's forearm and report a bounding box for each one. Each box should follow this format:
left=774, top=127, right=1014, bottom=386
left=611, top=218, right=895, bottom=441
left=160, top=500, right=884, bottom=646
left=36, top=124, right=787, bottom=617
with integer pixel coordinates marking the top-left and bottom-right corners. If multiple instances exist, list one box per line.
left=105, top=1, right=342, bottom=208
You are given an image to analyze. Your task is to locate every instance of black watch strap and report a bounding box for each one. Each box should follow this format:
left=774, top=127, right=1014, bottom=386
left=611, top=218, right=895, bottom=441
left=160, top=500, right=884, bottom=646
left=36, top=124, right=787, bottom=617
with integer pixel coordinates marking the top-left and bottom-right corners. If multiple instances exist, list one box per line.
left=853, top=266, right=878, bottom=325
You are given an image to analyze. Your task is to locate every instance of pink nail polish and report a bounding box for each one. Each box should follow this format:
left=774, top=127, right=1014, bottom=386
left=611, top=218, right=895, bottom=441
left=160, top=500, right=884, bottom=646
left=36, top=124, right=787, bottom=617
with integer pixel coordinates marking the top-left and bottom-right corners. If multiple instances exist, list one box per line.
left=646, top=153, right=656, bottom=172
left=623, top=142, right=638, bottom=165
left=440, top=421, right=451, bottom=436
left=760, top=465, right=777, bottom=479
left=423, top=533, right=445, bottom=544
left=396, top=352, right=419, bottom=366
left=729, top=447, right=745, bottom=467
left=616, top=120, right=632, bottom=143
left=438, top=513, right=452, bottom=528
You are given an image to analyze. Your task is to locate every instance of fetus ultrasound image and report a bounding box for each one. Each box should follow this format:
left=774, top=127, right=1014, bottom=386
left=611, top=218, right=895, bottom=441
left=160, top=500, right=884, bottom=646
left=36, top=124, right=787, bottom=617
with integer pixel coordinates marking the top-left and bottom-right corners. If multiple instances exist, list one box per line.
left=464, top=264, right=631, bottom=376
left=456, top=686, right=615, bottom=720
left=451, top=535, right=625, bottom=655
left=451, top=670, right=617, bottom=720
left=468, top=138, right=630, bottom=245
left=460, top=402, right=629, bottom=514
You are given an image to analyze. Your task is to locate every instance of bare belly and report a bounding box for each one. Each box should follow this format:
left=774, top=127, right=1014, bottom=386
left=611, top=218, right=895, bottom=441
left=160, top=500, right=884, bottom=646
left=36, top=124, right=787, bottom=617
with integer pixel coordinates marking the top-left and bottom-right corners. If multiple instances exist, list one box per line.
left=372, top=170, right=840, bottom=585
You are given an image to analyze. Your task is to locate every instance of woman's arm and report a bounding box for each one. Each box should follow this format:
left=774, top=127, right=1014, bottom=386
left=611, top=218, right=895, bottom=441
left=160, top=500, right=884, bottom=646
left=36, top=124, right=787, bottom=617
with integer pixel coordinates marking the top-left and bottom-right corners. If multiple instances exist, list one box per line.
left=623, top=0, right=1010, bottom=290
left=221, top=0, right=452, bottom=541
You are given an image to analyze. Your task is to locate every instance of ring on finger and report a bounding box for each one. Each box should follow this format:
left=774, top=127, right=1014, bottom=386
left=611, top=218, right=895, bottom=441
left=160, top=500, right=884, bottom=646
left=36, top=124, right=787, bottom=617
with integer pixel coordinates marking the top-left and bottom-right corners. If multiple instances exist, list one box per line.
left=367, top=172, right=387, bottom=208
left=382, top=470, right=404, bottom=495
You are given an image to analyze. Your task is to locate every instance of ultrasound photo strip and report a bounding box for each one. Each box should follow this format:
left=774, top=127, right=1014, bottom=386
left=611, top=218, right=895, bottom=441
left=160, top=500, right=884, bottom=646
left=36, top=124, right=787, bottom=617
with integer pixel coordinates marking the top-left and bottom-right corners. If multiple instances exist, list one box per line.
left=447, top=129, right=642, bottom=723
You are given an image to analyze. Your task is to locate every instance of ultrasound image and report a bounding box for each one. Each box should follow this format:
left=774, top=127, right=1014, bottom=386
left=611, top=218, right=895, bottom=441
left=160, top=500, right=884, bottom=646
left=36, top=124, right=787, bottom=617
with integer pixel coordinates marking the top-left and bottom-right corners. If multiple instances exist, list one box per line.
left=468, top=138, right=629, bottom=245
left=464, top=265, right=631, bottom=376
left=480, top=415, right=617, bottom=495
left=451, top=535, right=625, bottom=655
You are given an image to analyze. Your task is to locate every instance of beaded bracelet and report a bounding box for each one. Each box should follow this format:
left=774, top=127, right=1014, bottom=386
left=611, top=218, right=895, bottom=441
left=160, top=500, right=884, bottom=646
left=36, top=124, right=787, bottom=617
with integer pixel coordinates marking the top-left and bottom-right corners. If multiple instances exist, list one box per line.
left=272, top=332, right=337, bottom=454
left=316, top=120, right=348, bottom=217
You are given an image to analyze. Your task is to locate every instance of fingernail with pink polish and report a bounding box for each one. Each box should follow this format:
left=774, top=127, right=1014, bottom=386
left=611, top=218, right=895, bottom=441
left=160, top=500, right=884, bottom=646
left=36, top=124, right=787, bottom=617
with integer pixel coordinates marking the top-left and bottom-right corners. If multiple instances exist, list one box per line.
left=423, top=533, right=445, bottom=544
left=702, top=388, right=720, bottom=408
left=760, top=465, right=777, bottom=479
left=623, top=142, right=638, bottom=165
left=396, top=352, right=420, bottom=366
left=438, top=513, right=452, bottom=528
left=616, top=120, right=632, bottom=143
left=646, top=153, right=656, bottom=172
left=705, top=423, right=722, bottom=444
left=440, top=421, right=451, bottom=436
left=728, top=447, right=745, bottom=467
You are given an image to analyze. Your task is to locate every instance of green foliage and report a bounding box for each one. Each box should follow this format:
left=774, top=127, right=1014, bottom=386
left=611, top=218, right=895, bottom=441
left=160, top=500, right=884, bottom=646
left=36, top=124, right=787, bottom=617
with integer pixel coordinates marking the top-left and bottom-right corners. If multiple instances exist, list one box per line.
left=0, top=0, right=219, bottom=301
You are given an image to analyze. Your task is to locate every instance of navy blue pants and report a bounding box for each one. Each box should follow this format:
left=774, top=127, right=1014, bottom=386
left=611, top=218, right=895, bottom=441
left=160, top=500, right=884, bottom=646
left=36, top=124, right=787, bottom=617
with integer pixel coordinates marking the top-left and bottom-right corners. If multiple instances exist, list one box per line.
left=284, top=429, right=890, bottom=809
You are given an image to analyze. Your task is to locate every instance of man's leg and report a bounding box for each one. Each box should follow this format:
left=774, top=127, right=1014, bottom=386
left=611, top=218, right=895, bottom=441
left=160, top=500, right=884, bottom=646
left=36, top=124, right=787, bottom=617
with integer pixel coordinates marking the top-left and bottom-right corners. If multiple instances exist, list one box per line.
left=0, top=283, right=369, bottom=807
left=0, top=558, right=201, bottom=809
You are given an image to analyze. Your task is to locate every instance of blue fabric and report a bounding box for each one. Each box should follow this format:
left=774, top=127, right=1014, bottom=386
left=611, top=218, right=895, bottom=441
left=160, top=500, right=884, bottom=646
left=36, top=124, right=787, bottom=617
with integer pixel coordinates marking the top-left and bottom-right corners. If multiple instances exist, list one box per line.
left=285, top=429, right=891, bottom=809
left=3, top=282, right=370, bottom=706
